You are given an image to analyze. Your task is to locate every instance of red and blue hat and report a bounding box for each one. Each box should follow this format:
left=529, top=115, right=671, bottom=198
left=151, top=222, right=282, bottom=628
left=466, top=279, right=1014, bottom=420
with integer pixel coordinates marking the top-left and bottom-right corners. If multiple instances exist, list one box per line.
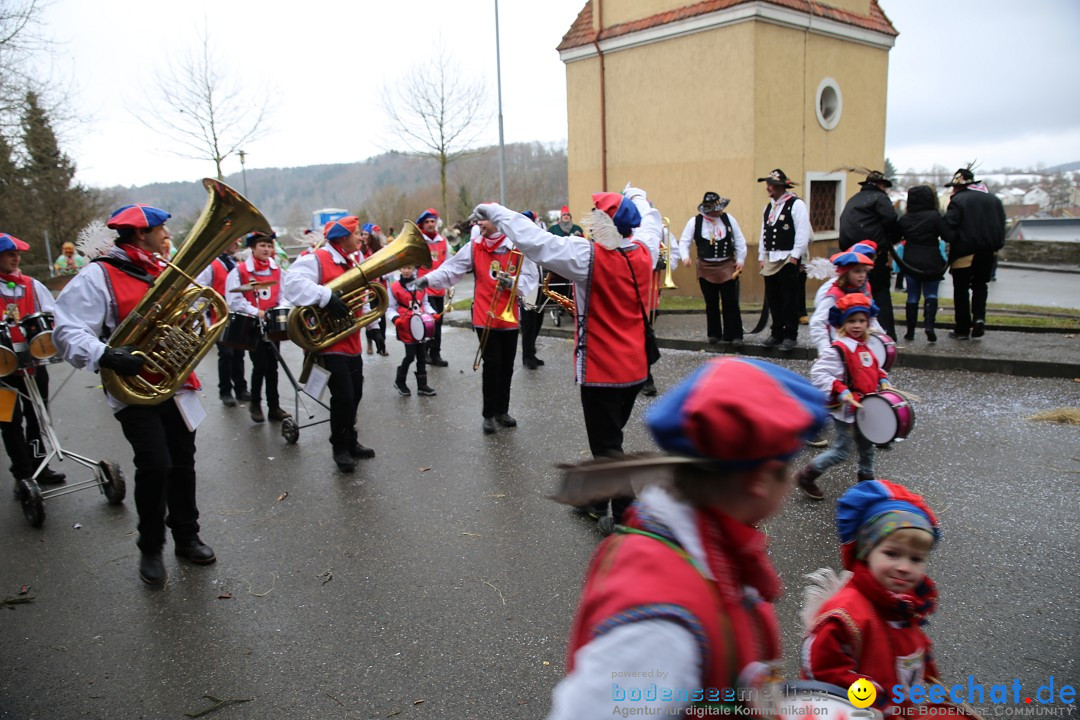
left=416, top=208, right=439, bottom=224
left=829, top=292, right=878, bottom=328
left=646, top=357, right=828, bottom=468
left=106, top=204, right=171, bottom=230
left=0, top=233, right=31, bottom=253
left=521, top=210, right=537, bottom=221
left=324, top=216, right=360, bottom=241
left=850, top=240, right=877, bottom=258
left=360, top=222, right=375, bottom=234
left=836, top=479, right=940, bottom=569
left=830, top=251, right=873, bottom=269
left=592, top=192, right=641, bottom=237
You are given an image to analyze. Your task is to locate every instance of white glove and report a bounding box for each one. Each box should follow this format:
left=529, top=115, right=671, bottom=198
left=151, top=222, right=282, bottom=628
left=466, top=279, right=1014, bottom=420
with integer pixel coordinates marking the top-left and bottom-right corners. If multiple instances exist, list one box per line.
left=413, top=276, right=430, bottom=291
left=622, top=185, right=647, bottom=201
left=471, top=203, right=499, bottom=222
left=496, top=272, right=514, bottom=291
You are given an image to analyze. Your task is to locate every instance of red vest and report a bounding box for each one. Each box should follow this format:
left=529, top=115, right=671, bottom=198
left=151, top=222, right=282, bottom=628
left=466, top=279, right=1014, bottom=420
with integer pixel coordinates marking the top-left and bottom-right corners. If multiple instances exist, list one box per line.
left=417, top=235, right=448, bottom=297
left=1, top=275, right=40, bottom=344
left=566, top=512, right=781, bottom=693
left=832, top=339, right=882, bottom=398
left=390, top=279, right=426, bottom=314
left=210, top=258, right=229, bottom=296
left=826, top=280, right=873, bottom=302
left=99, top=263, right=200, bottom=391
left=470, top=237, right=519, bottom=330
left=578, top=241, right=651, bottom=386
left=314, top=248, right=362, bottom=356
left=236, top=262, right=281, bottom=311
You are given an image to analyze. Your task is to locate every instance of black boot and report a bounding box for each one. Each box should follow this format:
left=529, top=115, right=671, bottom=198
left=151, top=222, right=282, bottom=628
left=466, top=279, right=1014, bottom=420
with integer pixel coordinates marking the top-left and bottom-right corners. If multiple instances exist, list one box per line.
left=415, top=372, right=436, bottom=396
left=794, top=465, right=825, bottom=500
left=924, top=299, right=938, bottom=343
left=904, top=303, right=918, bottom=341
left=394, top=367, right=411, bottom=396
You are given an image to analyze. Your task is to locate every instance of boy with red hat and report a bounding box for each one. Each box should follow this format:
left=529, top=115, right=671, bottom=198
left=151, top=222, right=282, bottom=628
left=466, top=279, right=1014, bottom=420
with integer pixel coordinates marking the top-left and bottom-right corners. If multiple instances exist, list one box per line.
left=808, top=243, right=885, bottom=355
left=414, top=209, right=450, bottom=367
left=0, top=232, right=66, bottom=490
left=53, top=205, right=215, bottom=587
left=546, top=357, right=828, bottom=718
left=801, top=480, right=945, bottom=714
left=225, top=231, right=290, bottom=424
left=282, top=215, right=375, bottom=472
left=386, top=263, right=437, bottom=397
left=794, top=293, right=891, bottom=500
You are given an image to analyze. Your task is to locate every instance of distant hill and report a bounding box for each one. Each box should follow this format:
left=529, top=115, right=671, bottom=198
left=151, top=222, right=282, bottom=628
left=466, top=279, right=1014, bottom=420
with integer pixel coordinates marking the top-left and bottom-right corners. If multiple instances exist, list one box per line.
left=1047, top=161, right=1080, bottom=173
left=103, top=142, right=569, bottom=233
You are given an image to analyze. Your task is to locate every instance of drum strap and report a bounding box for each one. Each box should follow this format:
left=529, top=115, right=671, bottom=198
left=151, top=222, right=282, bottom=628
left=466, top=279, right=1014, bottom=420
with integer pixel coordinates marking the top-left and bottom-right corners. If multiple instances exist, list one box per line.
left=92, top=256, right=155, bottom=285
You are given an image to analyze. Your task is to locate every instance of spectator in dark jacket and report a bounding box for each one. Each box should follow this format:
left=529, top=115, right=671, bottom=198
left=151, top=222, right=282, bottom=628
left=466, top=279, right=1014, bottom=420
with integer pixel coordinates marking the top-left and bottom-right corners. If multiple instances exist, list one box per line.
left=898, top=186, right=951, bottom=342
left=943, top=167, right=1006, bottom=340
left=838, top=170, right=900, bottom=337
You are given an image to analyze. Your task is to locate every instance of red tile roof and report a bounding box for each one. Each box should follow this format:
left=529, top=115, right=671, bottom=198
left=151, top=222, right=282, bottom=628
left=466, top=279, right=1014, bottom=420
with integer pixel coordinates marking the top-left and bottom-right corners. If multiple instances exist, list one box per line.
left=558, top=0, right=898, bottom=52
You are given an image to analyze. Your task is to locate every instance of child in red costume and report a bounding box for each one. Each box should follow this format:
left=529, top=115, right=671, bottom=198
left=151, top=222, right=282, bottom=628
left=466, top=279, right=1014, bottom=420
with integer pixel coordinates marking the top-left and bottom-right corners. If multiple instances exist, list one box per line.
left=800, top=479, right=943, bottom=713
left=795, top=293, right=891, bottom=500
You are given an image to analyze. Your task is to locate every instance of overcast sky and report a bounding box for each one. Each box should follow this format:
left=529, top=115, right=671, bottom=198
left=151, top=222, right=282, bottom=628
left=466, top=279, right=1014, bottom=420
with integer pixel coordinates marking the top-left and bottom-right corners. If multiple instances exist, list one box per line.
left=37, top=0, right=1080, bottom=188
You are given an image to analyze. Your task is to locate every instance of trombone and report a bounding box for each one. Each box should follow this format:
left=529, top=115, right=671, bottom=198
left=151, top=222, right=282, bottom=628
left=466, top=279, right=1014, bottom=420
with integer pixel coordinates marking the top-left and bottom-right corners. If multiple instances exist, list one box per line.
left=474, top=249, right=525, bottom=371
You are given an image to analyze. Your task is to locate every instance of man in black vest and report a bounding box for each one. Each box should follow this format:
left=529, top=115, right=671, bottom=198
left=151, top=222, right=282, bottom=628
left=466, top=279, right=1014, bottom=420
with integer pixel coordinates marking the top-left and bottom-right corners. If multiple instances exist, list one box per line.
left=943, top=167, right=1006, bottom=339
left=838, top=169, right=900, bottom=337
left=678, top=191, right=746, bottom=345
left=757, top=169, right=811, bottom=351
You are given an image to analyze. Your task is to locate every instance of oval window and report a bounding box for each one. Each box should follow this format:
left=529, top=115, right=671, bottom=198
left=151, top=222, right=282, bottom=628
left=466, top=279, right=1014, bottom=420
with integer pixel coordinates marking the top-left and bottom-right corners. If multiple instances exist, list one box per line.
left=816, top=78, right=842, bottom=131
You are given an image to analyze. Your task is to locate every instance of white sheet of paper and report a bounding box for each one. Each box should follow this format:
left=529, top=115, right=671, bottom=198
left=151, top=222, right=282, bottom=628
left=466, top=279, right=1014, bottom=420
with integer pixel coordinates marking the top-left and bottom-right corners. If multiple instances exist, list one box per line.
left=174, top=391, right=206, bottom=432
left=304, top=364, right=330, bottom=402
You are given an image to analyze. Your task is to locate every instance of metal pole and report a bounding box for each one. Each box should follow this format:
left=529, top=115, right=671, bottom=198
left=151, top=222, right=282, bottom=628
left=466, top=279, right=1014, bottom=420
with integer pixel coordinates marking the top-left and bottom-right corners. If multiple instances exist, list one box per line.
left=494, top=0, right=506, bottom=206
left=238, top=149, right=248, bottom=195
left=44, top=229, right=54, bottom=277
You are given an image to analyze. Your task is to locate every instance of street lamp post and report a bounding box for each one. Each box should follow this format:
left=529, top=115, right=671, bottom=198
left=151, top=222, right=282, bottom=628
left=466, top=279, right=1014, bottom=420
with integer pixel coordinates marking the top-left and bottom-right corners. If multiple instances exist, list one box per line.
left=494, top=0, right=506, bottom=206
left=238, top=149, right=248, bottom=195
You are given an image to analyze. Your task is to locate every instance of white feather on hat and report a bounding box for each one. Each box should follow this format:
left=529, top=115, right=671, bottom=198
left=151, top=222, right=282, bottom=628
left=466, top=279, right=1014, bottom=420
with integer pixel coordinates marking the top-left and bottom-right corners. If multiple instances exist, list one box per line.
left=580, top=208, right=623, bottom=250
left=76, top=220, right=116, bottom=260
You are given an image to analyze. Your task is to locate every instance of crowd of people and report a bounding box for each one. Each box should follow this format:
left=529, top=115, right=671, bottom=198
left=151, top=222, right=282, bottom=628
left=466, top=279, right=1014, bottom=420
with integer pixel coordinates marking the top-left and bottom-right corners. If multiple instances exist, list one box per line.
left=0, top=164, right=1007, bottom=716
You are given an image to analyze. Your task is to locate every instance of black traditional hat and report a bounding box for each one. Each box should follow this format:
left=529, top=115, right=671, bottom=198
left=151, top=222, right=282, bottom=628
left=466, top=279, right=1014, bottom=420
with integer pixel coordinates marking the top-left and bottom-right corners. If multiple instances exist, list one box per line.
left=859, top=170, right=893, bottom=188
left=698, top=191, right=731, bottom=214
left=756, top=169, right=797, bottom=188
left=945, top=167, right=977, bottom=188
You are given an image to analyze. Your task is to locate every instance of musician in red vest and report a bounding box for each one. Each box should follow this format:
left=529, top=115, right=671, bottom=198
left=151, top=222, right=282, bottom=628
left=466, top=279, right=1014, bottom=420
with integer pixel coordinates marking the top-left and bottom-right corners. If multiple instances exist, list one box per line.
left=415, top=215, right=538, bottom=434
left=386, top=263, right=437, bottom=397
left=414, top=209, right=450, bottom=367
left=546, top=358, right=828, bottom=718
left=0, top=233, right=65, bottom=490
left=195, top=238, right=249, bottom=407
left=54, top=204, right=215, bottom=588
left=282, top=215, right=375, bottom=472
left=225, top=231, right=290, bottom=424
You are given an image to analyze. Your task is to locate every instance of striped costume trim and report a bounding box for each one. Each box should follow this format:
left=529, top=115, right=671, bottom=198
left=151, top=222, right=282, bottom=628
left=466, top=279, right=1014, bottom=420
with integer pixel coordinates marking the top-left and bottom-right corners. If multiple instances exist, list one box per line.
left=593, top=602, right=710, bottom=673
left=815, top=608, right=863, bottom=660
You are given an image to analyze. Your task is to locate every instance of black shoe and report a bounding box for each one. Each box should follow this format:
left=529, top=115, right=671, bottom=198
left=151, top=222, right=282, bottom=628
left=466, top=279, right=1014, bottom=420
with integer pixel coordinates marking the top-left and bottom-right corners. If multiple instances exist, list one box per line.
left=948, top=331, right=970, bottom=341
left=707, top=336, right=721, bottom=344
left=482, top=418, right=496, bottom=434
left=494, top=413, right=517, bottom=428
left=220, top=394, right=237, bottom=408
left=780, top=338, right=797, bottom=352
left=728, top=338, right=744, bottom=348
left=641, top=382, right=657, bottom=397
left=349, top=444, right=376, bottom=459
left=267, top=407, right=291, bottom=422
left=250, top=404, right=265, bottom=423
left=428, top=353, right=449, bottom=367
left=523, top=356, right=539, bottom=370
left=377, top=349, right=390, bottom=356
left=37, top=467, right=66, bottom=485
left=139, top=552, right=168, bottom=587
left=416, top=384, right=437, bottom=396
left=763, top=336, right=782, bottom=348
left=394, top=379, right=411, bottom=396
left=334, top=451, right=356, bottom=472
left=926, top=328, right=937, bottom=343
left=971, top=320, right=985, bottom=338
left=794, top=466, right=825, bottom=501
left=534, top=357, right=545, bottom=366
left=235, top=389, right=252, bottom=402
left=174, top=539, right=216, bottom=565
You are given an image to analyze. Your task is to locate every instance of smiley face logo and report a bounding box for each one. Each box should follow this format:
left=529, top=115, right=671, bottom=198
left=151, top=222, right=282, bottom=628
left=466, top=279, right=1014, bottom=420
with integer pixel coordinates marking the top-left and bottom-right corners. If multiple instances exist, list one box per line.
left=848, top=679, right=877, bottom=708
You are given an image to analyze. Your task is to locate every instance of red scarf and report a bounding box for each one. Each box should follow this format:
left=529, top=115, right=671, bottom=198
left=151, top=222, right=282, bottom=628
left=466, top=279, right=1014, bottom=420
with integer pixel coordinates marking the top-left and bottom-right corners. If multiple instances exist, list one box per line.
left=698, top=508, right=782, bottom=602
left=850, top=561, right=938, bottom=626
left=422, top=230, right=437, bottom=240
left=120, top=243, right=164, bottom=277
left=328, top=242, right=356, bottom=268
left=253, top=256, right=271, bottom=272
left=0, top=271, right=22, bottom=286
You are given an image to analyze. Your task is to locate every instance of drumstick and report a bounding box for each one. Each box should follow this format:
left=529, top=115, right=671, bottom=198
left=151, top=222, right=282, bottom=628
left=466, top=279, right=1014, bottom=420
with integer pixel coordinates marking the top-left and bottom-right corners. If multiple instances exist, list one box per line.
left=889, top=387, right=922, bottom=403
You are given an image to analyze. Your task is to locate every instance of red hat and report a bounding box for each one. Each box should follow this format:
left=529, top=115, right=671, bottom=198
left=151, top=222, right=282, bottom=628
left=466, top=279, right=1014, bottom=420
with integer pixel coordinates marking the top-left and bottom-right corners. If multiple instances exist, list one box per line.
left=107, top=204, right=171, bottom=230
left=560, top=205, right=570, bottom=215
left=416, top=208, right=439, bottom=224
left=0, top=233, right=31, bottom=253
left=324, top=216, right=360, bottom=241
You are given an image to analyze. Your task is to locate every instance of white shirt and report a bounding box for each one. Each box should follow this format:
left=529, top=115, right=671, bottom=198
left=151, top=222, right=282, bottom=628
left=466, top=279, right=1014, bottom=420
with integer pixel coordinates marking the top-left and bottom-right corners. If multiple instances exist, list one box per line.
left=758, top=195, right=811, bottom=263
left=422, top=234, right=540, bottom=302
left=677, top=213, right=748, bottom=266
left=281, top=244, right=349, bottom=309
left=809, top=278, right=886, bottom=354
left=225, top=258, right=286, bottom=316
left=1, top=275, right=55, bottom=316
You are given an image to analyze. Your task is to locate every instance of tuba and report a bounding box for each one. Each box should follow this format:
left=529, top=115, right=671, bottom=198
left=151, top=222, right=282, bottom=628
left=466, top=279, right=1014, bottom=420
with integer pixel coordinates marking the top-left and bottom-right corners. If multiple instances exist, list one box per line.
left=101, top=179, right=272, bottom=406
left=287, top=220, right=431, bottom=353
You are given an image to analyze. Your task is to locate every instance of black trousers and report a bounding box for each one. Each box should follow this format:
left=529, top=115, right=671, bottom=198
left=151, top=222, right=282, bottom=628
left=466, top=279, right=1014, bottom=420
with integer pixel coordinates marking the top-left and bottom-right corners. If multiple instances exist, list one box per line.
left=322, top=353, right=364, bottom=452
left=1, top=368, right=48, bottom=479
left=428, top=296, right=445, bottom=358
left=116, top=400, right=199, bottom=552
left=474, top=328, right=517, bottom=418
left=248, top=338, right=280, bottom=408
left=216, top=342, right=247, bottom=396
left=951, top=251, right=995, bottom=335
left=699, top=277, right=743, bottom=340
left=869, top=266, right=896, bottom=338
left=580, top=383, right=643, bottom=459
left=520, top=302, right=544, bottom=360
left=365, top=316, right=386, bottom=353
left=399, top=342, right=427, bottom=374
left=763, top=261, right=801, bottom=341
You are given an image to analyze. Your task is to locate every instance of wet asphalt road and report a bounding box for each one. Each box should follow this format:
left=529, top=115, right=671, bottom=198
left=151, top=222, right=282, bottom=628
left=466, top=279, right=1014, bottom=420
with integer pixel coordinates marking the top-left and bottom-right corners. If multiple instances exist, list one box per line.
left=1, top=326, right=1077, bottom=719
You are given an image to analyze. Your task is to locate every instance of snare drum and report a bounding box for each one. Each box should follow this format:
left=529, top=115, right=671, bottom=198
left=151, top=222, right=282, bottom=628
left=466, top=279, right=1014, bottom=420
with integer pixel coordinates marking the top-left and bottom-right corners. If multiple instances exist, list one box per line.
left=856, top=390, right=915, bottom=447
left=406, top=313, right=435, bottom=344
left=221, top=312, right=262, bottom=351
left=264, top=306, right=291, bottom=342
left=20, top=312, right=57, bottom=360
left=0, top=326, right=18, bottom=377
left=866, top=333, right=897, bottom=371
left=751, top=682, right=883, bottom=720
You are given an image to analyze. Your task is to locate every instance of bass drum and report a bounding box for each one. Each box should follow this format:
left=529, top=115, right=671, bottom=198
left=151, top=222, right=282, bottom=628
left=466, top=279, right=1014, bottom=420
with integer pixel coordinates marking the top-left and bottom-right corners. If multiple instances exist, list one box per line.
left=866, top=333, right=897, bottom=371
left=401, top=312, right=435, bottom=344
left=221, top=312, right=261, bottom=351
left=0, top=325, right=18, bottom=377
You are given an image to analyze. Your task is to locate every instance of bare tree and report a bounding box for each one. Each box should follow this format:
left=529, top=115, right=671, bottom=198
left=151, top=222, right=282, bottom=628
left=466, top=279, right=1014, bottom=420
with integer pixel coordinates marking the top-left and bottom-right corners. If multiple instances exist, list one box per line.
left=142, top=24, right=272, bottom=181
left=379, top=41, right=490, bottom=221
left=0, top=0, right=48, bottom=131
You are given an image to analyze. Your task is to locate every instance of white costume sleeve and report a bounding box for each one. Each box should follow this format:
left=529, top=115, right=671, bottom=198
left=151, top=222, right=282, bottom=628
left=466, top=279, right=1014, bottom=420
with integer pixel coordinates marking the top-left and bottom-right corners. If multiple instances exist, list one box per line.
left=31, top=278, right=55, bottom=314
left=484, top=204, right=592, bottom=282
left=758, top=206, right=768, bottom=262
left=729, top=215, right=748, bottom=265
left=516, top=252, right=539, bottom=300
left=678, top=218, right=696, bottom=270
left=792, top=198, right=811, bottom=261
left=547, top=620, right=700, bottom=720
left=627, top=192, right=662, bottom=267
left=810, top=345, right=844, bottom=397
left=385, top=284, right=401, bottom=322
left=422, top=240, right=474, bottom=290
left=194, top=264, right=214, bottom=287
left=810, top=293, right=837, bottom=354
left=53, top=263, right=112, bottom=372
left=225, top=267, right=259, bottom=315
left=282, top=252, right=331, bottom=308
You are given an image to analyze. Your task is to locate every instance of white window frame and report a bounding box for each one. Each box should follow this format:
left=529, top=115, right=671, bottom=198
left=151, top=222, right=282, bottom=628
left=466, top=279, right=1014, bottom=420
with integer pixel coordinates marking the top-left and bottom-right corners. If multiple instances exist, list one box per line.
left=815, top=77, right=843, bottom=131
left=805, top=171, right=847, bottom=241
